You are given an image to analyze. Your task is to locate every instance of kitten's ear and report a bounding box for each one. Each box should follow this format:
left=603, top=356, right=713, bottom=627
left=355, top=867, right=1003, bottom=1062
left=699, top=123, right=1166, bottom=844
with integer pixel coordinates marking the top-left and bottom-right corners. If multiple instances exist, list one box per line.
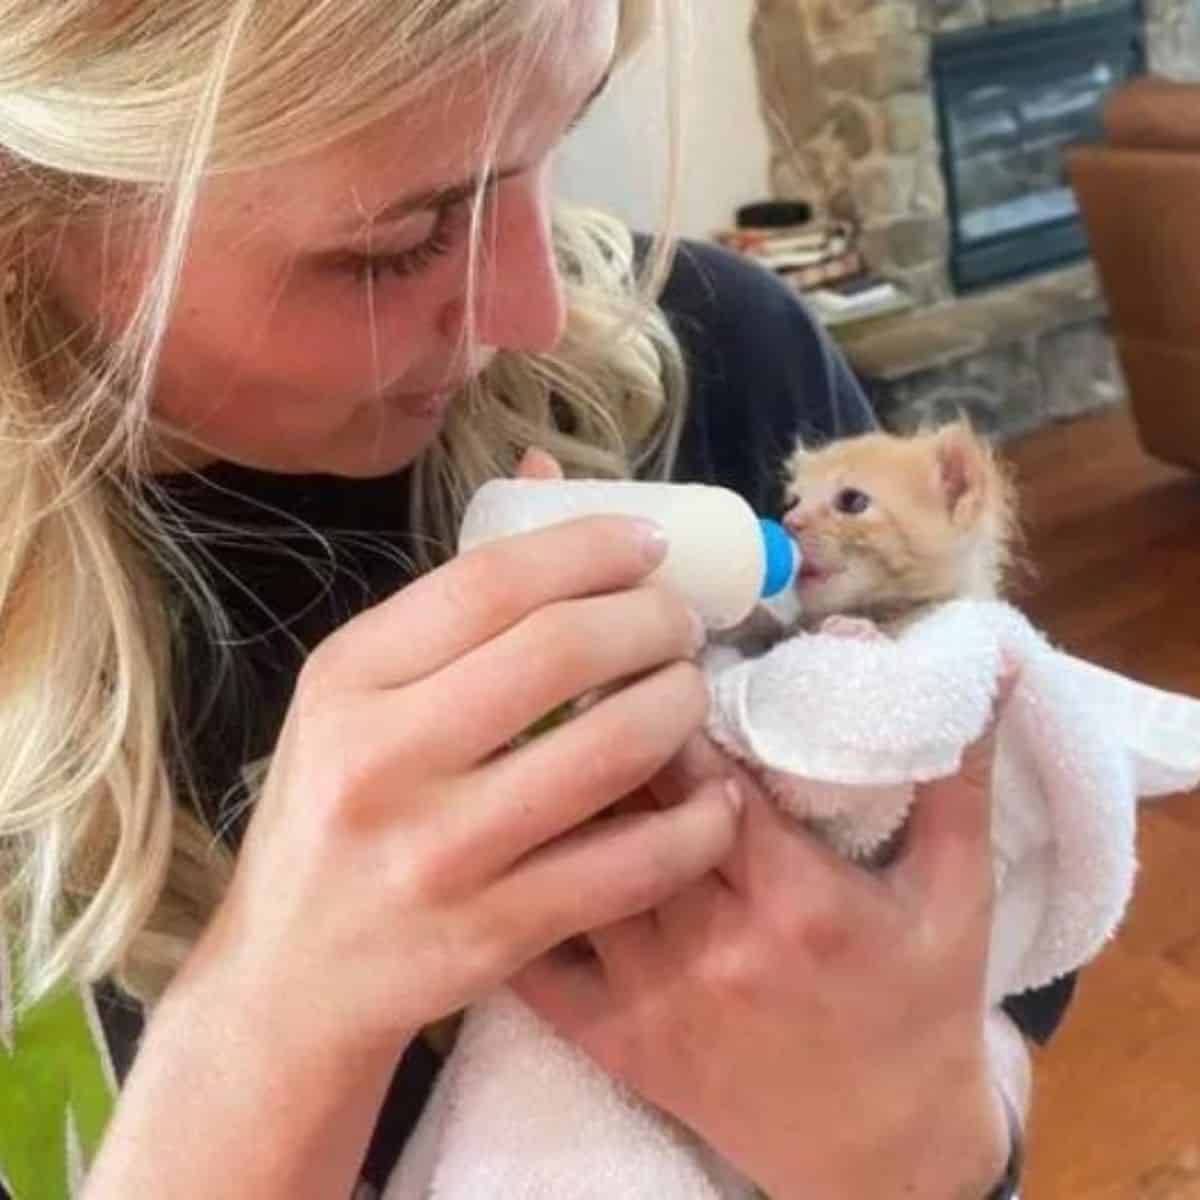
left=781, top=437, right=810, bottom=501
left=932, top=420, right=989, bottom=526
left=783, top=437, right=811, bottom=474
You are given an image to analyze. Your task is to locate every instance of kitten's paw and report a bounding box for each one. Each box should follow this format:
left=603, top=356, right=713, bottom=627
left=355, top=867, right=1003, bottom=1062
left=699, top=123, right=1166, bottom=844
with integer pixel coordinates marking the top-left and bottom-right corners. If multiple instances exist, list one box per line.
left=819, top=615, right=884, bottom=640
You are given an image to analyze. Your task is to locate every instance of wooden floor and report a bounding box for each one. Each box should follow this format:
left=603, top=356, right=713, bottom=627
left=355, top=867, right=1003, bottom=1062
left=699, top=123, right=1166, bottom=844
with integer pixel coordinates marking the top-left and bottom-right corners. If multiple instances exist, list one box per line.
left=1002, top=407, right=1200, bottom=1198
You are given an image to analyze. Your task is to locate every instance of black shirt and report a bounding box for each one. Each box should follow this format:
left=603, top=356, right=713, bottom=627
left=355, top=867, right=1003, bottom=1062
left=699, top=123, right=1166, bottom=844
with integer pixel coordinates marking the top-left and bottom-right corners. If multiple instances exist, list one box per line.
left=4, top=240, right=1074, bottom=1197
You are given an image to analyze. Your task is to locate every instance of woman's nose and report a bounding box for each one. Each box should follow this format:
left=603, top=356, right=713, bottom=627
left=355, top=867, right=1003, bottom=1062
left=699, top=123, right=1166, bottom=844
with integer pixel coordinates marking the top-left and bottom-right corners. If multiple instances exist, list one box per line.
left=439, top=168, right=566, bottom=354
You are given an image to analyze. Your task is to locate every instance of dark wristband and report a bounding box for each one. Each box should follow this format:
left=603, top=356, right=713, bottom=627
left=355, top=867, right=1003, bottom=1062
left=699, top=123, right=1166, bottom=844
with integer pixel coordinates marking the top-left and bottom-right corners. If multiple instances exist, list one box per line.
left=985, top=1093, right=1023, bottom=1200
left=752, top=1090, right=1023, bottom=1200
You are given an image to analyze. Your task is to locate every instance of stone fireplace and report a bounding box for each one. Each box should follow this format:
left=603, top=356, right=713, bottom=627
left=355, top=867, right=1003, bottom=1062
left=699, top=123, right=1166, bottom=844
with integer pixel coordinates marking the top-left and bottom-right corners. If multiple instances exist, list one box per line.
left=749, top=0, right=1194, bottom=436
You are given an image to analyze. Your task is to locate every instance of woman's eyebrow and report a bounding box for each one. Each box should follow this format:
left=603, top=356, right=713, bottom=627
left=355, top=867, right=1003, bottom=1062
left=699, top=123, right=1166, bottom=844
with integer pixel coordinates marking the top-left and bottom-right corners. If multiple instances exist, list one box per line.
left=352, top=168, right=513, bottom=232
left=334, top=68, right=615, bottom=236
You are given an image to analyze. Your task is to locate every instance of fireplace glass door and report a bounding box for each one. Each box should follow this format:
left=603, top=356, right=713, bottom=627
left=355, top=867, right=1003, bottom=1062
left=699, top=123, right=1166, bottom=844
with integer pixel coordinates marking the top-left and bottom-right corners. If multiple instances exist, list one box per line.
left=933, top=0, right=1142, bottom=292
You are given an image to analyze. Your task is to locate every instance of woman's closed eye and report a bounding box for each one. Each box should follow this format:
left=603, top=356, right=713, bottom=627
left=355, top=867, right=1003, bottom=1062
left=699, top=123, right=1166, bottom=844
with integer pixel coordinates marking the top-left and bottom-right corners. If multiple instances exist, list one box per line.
left=329, top=200, right=472, bottom=286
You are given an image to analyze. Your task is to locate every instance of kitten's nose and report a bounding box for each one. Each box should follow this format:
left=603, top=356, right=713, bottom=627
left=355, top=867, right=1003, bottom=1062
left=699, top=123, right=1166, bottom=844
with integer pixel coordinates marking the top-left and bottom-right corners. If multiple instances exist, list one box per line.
left=783, top=505, right=807, bottom=534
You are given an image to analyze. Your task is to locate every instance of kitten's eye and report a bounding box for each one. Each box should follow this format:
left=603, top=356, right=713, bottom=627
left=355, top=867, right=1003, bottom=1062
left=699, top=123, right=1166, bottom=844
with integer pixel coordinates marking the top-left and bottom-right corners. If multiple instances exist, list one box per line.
left=834, top=487, right=871, bottom=515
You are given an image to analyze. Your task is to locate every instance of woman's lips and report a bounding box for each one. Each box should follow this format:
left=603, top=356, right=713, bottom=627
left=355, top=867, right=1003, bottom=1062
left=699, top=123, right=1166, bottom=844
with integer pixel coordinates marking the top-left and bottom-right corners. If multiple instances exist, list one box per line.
left=384, top=351, right=495, bottom=419
left=386, top=384, right=462, bottom=420
left=397, top=390, right=454, bottom=418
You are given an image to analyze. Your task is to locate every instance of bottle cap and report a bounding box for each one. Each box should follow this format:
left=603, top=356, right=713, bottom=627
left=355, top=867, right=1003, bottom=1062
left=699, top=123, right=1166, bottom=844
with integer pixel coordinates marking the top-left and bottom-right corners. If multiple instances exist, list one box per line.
left=758, top=518, right=799, bottom=598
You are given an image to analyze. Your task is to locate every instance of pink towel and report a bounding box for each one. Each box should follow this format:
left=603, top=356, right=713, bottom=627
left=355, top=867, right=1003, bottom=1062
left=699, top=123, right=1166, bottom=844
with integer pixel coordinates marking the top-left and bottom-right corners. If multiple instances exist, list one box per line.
left=384, top=599, right=1200, bottom=1199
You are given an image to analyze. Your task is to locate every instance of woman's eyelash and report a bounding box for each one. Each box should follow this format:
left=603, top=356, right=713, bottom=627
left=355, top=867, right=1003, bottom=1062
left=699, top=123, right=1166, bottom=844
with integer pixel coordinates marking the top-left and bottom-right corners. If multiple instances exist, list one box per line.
left=345, top=204, right=464, bottom=284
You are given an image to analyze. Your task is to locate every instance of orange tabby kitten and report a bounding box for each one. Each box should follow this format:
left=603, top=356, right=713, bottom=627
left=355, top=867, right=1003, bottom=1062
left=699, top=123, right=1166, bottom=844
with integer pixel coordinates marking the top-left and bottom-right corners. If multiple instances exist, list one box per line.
left=778, top=420, right=1018, bottom=632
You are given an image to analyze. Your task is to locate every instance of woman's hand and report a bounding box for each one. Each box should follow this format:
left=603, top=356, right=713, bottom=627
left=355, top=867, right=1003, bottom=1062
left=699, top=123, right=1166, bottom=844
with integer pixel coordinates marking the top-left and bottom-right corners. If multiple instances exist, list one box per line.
left=87, top=452, right=739, bottom=1199
left=515, top=715, right=1014, bottom=1200
left=189, top=456, right=743, bottom=1049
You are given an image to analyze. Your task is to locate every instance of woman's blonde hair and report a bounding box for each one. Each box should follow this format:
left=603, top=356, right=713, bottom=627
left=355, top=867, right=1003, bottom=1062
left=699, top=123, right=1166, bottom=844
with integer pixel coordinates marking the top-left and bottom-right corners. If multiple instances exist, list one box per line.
left=0, top=0, right=688, bottom=1008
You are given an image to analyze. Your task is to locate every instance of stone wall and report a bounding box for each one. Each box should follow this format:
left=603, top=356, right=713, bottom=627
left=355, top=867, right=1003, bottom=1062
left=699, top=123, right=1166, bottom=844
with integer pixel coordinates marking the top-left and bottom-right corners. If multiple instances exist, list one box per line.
left=750, top=0, right=1191, bottom=304
left=834, top=263, right=1125, bottom=438
left=1148, top=0, right=1200, bottom=78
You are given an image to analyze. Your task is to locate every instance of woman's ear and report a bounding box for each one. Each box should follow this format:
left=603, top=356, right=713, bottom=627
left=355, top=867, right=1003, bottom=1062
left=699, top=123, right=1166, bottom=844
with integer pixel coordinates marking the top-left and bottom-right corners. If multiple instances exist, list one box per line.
left=932, top=419, right=990, bottom=527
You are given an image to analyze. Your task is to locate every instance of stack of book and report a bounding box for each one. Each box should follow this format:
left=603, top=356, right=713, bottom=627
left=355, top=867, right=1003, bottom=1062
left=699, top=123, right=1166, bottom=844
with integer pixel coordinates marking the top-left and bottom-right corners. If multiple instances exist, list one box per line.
left=713, top=220, right=864, bottom=291
left=713, top=205, right=913, bottom=330
left=803, top=273, right=914, bottom=329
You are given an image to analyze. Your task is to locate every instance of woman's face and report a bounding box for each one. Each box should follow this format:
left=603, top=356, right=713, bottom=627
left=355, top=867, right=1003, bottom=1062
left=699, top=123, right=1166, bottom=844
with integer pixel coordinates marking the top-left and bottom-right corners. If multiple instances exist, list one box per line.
left=51, top=3, right=619, bottom=478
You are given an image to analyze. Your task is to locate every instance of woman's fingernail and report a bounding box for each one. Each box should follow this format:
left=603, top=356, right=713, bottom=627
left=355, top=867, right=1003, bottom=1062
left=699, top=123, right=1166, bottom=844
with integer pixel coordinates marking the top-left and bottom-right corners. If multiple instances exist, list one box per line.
left=724, top=778, right=744, bottom=818
left=518, top=446, right=562, bottom=479
left=632, top=518, right=669, bottom=565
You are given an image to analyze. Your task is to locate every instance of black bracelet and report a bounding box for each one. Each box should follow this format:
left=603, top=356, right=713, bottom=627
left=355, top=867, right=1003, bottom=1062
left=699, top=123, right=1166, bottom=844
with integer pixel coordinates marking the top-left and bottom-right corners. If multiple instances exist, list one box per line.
left=985, top=1092, right=1023, bottom=1200
left=752, top=1090, right=1023, bottom=1200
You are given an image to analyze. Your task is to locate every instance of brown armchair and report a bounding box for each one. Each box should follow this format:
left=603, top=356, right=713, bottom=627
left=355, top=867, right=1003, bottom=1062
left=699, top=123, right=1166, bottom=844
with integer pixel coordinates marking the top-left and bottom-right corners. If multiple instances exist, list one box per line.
left=1068, top=77, right=1200, bottom=472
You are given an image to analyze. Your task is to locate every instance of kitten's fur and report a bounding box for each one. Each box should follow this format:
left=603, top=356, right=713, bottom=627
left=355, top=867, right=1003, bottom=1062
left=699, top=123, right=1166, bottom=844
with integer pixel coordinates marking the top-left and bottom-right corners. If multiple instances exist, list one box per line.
left=777, top=419, right=1018, bottom=633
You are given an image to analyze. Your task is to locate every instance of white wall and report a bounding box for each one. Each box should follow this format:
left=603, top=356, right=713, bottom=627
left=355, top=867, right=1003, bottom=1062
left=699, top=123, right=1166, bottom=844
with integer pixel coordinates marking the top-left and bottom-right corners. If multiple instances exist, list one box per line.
left=556, top=2, right=771, bottom=239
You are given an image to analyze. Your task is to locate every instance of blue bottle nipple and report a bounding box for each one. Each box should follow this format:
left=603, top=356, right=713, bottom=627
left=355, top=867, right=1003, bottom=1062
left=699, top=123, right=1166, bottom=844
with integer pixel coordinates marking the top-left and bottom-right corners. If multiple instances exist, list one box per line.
left=758, top=518, right=800, bottom=599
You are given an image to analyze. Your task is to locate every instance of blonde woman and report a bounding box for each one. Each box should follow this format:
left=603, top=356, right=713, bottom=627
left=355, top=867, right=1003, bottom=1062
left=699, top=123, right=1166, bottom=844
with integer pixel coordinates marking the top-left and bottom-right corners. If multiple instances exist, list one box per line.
left=0, top=2, right=1067, bottom=1197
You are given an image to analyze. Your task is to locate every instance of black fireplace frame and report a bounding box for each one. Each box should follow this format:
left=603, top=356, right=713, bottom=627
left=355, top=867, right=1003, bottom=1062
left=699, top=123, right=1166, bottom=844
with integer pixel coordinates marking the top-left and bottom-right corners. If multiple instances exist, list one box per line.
left=932, top=0, right=1144, bottom=293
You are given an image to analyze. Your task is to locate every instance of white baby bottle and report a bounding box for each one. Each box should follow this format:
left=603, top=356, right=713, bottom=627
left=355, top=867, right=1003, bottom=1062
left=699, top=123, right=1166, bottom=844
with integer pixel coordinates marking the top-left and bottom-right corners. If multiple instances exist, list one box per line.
left=458, top=478, right=799, bottom=631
